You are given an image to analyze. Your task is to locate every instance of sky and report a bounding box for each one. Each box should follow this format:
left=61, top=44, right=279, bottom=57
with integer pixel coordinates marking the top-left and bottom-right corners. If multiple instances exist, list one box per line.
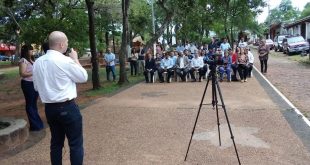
left=257, top=0, right=310, bottom=23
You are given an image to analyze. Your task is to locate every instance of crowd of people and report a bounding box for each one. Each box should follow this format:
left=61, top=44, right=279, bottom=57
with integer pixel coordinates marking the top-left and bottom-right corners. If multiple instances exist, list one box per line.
left=125, top=37, right=258, bottom=84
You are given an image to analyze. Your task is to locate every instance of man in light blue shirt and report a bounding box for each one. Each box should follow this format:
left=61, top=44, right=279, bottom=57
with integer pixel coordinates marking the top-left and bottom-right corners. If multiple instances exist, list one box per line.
left=158, top=53, right=173, bottom=83
left=104, top=47, right=116, bottom=81
left=176, top=41, right=185, bottom=53
left=220, top=38, right=231, bottom=57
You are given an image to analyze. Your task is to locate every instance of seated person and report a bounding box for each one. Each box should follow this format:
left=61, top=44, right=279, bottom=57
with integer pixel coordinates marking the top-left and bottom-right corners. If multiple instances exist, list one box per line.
left=189, top=53, right=204, bottom=82
left=231, top=48, right=239, bottom=81
left=238, top=48, right=249, bottom=82
left=175, top=51, right=190, bottom=81
left=218, top=50, right=232, bottom=82
left=158, top=53, right=173, bottom=83
left=144, top=53, right=156, bottom=83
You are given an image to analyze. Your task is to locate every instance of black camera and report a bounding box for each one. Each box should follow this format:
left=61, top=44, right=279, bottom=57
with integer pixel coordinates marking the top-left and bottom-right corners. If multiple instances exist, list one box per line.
left=206, top=53, right=223, bottom=66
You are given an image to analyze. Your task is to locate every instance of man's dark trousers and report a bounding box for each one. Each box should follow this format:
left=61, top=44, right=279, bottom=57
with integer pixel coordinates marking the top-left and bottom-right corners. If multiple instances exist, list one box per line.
left=106, top=65, right=116, bottom=81
left=45, top=101, right=83, bottom=165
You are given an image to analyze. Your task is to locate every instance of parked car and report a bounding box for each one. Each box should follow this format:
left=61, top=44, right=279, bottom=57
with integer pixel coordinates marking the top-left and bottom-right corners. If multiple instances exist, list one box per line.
left=282, top=36, right=310, bottom=55
left=0, top=55, right=11, bottom=61
left=265, top=39, right=274, bottom=50
left=274, top=35, right=288, bottom=52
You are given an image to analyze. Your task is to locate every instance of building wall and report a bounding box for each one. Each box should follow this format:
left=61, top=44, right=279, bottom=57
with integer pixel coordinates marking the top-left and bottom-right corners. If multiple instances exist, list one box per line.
left=307, top=22, right=310, bottom=40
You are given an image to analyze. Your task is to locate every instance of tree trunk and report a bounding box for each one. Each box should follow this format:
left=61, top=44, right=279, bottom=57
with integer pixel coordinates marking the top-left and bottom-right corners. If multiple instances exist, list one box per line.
left=86, top=0, right=100, bottom=89
left=118, top=0, right=130, bottom=85
left=105, top=31, right=109, bottom=48
left=224, top=0, right=230, bottom=41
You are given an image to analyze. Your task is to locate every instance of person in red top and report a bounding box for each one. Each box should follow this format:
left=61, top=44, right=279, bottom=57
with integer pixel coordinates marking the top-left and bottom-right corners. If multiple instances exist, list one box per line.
left=230, top=48, right=238, bottom=81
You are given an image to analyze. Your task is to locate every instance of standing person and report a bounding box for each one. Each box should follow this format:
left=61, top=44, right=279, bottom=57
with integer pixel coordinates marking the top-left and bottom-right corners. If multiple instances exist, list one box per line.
left=19, top=44, right=44, bottom=131
left=104, top=47, right=116, bottom=81
left=220, top=38, right=231, bottom=57
left=176, top=40, right=185, bottom=53
left=208, top=37, right=217, bottom=51
left=238, top=37, right=248, bottom=48
left=33, top=31, right=88, bottom=165
left=137, top=44, right=145, bottom=75
left=129, top=48, right=138, bottom=76
left=143, top=53, right=156, bottom=83
left=246, top=48, right=254, bottom=78
left=258, top=39, right=269, bottom=74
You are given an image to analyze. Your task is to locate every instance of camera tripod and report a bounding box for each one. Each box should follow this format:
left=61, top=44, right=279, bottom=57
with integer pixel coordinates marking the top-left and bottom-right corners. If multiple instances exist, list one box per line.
left=184, top=65, right=241, bottom=165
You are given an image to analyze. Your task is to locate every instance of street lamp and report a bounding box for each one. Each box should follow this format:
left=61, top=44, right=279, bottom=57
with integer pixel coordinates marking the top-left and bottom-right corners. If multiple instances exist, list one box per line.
left=14, top=28, right=20, bottom=63
left=151, top=0, right=156, bottom=55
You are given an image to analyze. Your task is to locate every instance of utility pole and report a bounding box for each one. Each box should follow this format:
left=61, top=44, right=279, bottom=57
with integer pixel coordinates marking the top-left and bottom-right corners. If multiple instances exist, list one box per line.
left=151, top=0, right=156, bottom=55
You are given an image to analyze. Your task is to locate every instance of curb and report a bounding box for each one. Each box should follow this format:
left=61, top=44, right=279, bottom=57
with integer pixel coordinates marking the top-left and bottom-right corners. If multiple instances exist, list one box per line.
left=253, top=66, right=310, bottom=128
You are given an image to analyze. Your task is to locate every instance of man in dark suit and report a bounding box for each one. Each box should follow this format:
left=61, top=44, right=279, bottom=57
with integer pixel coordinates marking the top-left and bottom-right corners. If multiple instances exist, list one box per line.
left=144, top=53, right=156, bottom=83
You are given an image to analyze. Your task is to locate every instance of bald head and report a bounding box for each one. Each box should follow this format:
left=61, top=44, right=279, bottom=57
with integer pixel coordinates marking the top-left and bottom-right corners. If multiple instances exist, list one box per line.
left=48, top=31, right=68, bottom=53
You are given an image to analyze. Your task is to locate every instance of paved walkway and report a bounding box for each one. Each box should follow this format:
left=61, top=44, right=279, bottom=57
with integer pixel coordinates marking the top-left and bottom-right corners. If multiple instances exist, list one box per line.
left=1, top=64, right=310, bottom=164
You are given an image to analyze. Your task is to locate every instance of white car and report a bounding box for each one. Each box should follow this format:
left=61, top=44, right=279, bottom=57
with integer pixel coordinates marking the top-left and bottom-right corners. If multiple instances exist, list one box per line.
left=265, top=39, right=274, bottom=50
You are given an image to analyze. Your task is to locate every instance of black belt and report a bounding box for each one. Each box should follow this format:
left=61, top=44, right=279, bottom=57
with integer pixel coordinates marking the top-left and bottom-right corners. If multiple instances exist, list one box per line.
left=45, top=99, right=75, bottom=106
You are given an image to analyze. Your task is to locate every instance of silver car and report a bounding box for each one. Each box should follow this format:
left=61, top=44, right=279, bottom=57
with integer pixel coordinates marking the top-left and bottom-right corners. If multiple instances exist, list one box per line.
left=282, top=36, right=310, bottom=55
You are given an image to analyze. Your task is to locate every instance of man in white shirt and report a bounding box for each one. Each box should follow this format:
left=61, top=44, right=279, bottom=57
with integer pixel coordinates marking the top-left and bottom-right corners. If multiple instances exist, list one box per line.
left=246, top=47, right=254, bottom=78
left=175, top=52, right=190, bottom=81
left=238, top=37, right=248, bottom=48
left=33, top=31, right=88, bottom=165
left=189, top=54, right=204, bottom=82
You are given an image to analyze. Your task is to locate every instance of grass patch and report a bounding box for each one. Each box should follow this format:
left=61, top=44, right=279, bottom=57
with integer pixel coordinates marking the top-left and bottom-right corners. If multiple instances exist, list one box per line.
left=85, top=67, right=144, bottom=96
left=288, top=55, right=310, bottom=65
left=0, top=68, right=19, bottom=83
left=0, top=61, right=11, bottom=66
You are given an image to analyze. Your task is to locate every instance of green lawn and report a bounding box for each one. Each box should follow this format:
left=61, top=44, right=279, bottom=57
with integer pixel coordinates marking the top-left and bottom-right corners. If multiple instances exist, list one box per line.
left=85, top=67, right=144, bottom=96
left=0, top=66, right=144, bottom=98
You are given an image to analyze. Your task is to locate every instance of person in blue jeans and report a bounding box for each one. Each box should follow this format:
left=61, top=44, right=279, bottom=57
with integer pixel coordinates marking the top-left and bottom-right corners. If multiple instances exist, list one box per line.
left=33, top=31, right=88, bottom=165
left=19, top=44, right=44, bottom=131
left=219, top=50, right=232, bottom=82
left=104, top=47, right=116, bottom=81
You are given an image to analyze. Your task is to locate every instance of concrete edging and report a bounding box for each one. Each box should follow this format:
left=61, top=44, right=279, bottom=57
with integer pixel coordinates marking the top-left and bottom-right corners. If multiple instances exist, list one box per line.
left=253, top=66, right=310, bottom=127
left=0, top=117, right=29, bottom=153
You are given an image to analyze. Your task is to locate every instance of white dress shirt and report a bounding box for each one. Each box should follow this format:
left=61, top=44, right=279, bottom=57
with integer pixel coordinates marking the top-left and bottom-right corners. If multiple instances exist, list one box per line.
left=191, top=57, right=204, bottom=68
left=33, top=50, right=88, bottom=103
left=179, top=57, right=184, bottom=68
left=247, top=51, right=254, bottom=63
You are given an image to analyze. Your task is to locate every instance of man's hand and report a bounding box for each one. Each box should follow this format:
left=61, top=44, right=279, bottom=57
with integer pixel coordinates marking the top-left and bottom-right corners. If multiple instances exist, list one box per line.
left=69, top=49, right=82, bottom=66
left=69, top=48, right=78, bottom=60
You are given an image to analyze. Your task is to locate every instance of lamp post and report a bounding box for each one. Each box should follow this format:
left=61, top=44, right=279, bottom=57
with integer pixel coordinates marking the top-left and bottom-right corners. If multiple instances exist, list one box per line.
left=151, top=0, right=156, bottom=55
left=14, top=28, right=20, bottom=63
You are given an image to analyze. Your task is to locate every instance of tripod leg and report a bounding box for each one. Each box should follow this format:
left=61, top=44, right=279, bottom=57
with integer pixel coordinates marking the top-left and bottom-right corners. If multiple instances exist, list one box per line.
left=213, top=79, right=221, bottom=146
left=184, top=76, right=211, bottom=161
left=215, top=81, right=241, bottom=165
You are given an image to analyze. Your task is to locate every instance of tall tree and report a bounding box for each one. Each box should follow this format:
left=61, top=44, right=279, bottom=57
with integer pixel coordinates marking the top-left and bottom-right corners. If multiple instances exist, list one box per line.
left=118, top=0, right=130, bottom=84
left=86, top=0, right=100, bottom=89
left=265, top=0, right=300, bottom=24
left=300, top=2, right=310, bottom=19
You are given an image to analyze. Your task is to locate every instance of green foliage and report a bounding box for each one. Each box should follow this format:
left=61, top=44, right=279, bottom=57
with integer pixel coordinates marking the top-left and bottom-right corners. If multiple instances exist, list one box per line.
left=300, top=2, right=310, bottom=19
left=265, top=0, right=300, bottom=24
left=129, top=0, right=152, bottom=37
left=85, top=67, right=144, bottom=96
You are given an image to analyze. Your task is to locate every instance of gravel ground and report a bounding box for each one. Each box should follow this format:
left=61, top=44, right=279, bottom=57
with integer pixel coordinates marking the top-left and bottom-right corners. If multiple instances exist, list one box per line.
left=1, top=72, right=310, bottom=164
left=252, top=48, right=310, bottom=120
